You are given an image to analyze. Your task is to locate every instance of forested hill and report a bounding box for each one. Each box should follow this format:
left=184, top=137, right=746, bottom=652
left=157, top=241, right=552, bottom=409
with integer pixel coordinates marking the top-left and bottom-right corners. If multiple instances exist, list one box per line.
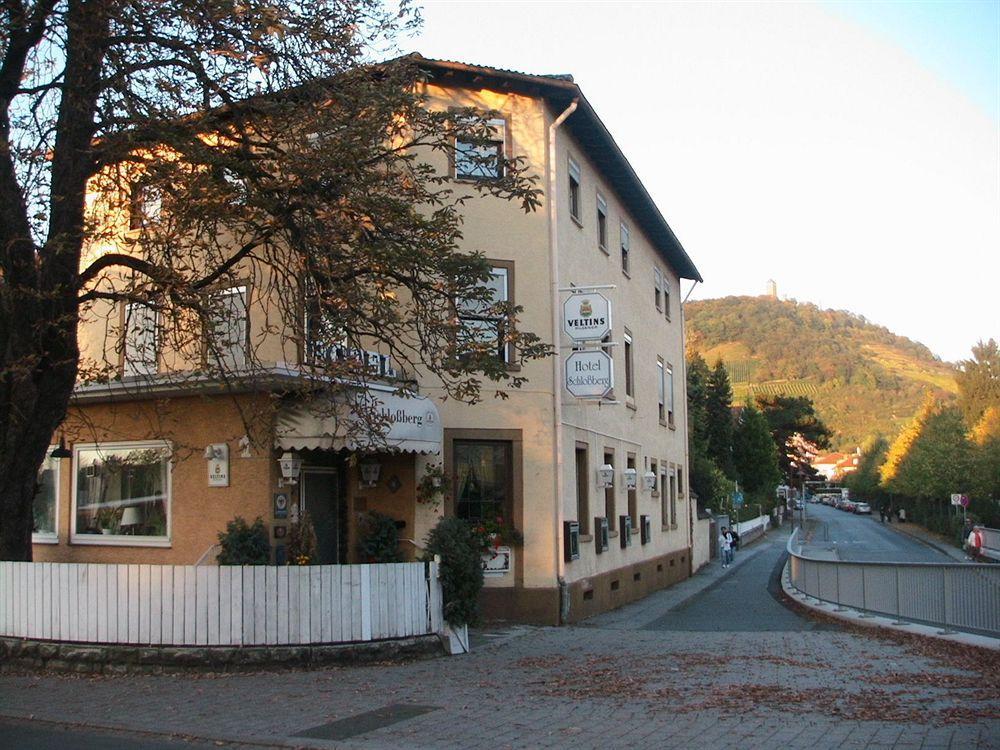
left=685, top=296, right=958, bottom=449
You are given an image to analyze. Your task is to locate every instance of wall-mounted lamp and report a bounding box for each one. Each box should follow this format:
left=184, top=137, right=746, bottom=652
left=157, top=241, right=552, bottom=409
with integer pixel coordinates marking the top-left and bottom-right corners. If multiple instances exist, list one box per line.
left=50, top=434, right=72, bottom=459
left=623, top=467, right=638, bottom=490
left=278, top=451, right=303, bottom=485
left=359, top=459, right=381, bottom=488
left=203, top=445, right=224, bottom=460
left=642, top=470, right=657, bottom=492
left=597, top=464, right=614, bottom=489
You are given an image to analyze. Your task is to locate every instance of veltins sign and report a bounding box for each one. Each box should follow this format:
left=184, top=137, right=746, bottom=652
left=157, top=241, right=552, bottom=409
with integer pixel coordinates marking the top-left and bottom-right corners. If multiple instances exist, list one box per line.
left=563, top=293, right=612, bottom=342
left=565, top=350, right=614, bottom=398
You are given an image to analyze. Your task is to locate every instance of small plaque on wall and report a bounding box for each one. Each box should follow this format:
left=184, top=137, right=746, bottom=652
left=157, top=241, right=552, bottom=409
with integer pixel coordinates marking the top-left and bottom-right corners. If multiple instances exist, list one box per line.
left=273, top=492, right=289, bottom=519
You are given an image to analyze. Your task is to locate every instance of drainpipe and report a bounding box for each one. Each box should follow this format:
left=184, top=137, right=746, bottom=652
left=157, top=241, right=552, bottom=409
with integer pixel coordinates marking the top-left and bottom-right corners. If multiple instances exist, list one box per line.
left=681, top=279, right=699, bottom=575
left=548, top=97, right=578, bottom=624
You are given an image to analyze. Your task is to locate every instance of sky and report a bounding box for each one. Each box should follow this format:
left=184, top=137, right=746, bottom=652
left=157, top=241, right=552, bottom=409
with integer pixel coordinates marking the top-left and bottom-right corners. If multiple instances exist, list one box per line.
left=407, top=0, right=1000, bottom=363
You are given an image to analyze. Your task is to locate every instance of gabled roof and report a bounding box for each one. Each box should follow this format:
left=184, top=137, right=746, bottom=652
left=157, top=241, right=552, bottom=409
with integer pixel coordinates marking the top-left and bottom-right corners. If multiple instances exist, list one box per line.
left=407, top=54, right=703, bottom=282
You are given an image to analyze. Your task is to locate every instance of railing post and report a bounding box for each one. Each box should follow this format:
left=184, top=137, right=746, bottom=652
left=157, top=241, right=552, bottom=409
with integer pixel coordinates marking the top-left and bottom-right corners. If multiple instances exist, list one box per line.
left=892, top=566, right=905, bottom=625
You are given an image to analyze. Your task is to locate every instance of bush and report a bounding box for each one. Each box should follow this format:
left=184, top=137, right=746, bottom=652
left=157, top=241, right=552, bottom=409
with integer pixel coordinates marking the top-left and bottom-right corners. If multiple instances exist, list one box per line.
left=287, top=511, right=318, bottom=565
left=358, top=511, right=401, bottom=563
left=217, top=516, right=271, bottom=565
left=422, top=516, right=484, bottom=628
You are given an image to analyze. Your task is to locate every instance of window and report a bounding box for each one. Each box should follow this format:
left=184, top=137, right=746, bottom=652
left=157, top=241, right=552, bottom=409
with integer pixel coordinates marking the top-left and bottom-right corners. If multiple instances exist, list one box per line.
left=206, top=286, right=247, bottom=371
left=455, top=118, right=505, bottom=180
left=620, top=222, right=630, bottom=274
left=650, top=460, right=659, bottom=497
left=604, top=449, right=615, bottom=531
left=568, top=156, right=581, bottom=223
left=597, top=194, right=608, bottom=252
left=654, top=268, right=663, bottom=312
left=457, top=264, right=511, bottom=363
left=660, top=468, right=669, bottom=526
left=666, top=363, right=675, bottom=426
left=575, top=443, right=589, bottom=535
left=664, top=276, right=672, bottom=320
left=129, top=181, right=162, bottom=230
left=453, top=440, right=512, bottom=523
left=669, top=469, right=678, bottom=526
left=33, top=451, right=59, bottom=542
left=624, top=329, right=634, bottom=399
left=72, top=442, right=171, bottom=545
left=627, top=453, right=638, bottom=527
left=677, top=467, right=684, bottom=498
left=123, top=302, right=159, bottom=377
left=657, top=357, right=666, bottom=423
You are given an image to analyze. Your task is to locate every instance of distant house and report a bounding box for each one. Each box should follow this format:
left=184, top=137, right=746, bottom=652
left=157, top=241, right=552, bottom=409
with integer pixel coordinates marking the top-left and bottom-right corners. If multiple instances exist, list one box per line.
left=813, top=452, right=847, bottom=480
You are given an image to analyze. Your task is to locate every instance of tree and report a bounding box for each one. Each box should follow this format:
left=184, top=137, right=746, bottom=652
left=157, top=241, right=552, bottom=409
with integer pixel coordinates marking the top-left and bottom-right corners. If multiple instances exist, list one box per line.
left=732, top=403, right=781, bottom=496
left=705, top=359, right=735, bottom=478
left=956, top=339, right=1000, bottom=427
left=755, top=394, right=832, bottom=481
left=969, top=406, right=1000, bottom=509
left=686, top=352, right=728, bottom=507
left=845, top=435, right=888, bottom=502
left=0, top=3, right=547, bottom=560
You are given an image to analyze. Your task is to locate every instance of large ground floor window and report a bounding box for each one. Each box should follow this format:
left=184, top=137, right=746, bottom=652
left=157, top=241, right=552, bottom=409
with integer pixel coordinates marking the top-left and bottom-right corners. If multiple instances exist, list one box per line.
left=72, top=441, right=171, bottom=545
left=453, top=440, right=513, bottom=523
left=32, top=451, right=59, bottom=542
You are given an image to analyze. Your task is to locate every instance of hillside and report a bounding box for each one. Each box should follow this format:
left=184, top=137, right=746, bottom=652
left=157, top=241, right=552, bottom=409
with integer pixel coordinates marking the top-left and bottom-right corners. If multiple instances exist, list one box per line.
left=685, top=296, right=958, bottom=449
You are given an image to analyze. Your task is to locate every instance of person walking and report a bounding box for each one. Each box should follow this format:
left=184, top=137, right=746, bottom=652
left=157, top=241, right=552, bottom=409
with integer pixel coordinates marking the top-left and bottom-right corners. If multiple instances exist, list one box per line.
left=966, top=525, right=984, bottom=562
left=720, top=527, right=734, bottom=568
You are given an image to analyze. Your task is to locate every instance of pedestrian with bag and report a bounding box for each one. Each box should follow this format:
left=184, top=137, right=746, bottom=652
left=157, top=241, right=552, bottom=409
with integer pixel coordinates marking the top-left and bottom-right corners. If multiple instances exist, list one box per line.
left=720, top=527, right=734, bottom=569
left=966, top=525, right=984, bottom=562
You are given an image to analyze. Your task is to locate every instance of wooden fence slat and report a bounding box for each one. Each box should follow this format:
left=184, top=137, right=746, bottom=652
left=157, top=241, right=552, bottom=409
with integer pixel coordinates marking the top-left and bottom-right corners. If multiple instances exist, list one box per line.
left=253, top=566, right=266, bottom=646
left=139, top=565, right=151, bottom=644
left=276, top=566, right=289, bottom=645
left=206, top=567, right=220, bottom=646
left=0, top=563, right=8, bottom=636
left=298, top=566, right=310, bottom=644
left=265, top=566, right=277, bottom=645
left=360, top=565, right=372, bottom=641
left=241, top=566, right=254, bottom=644
left=159, top=566, right=172, bottom=645
left=172, top=566, right=186, bottom=645
left=217, top=566, right=230, bottom=646
left=195, top=566, right=208, bottom=646
left=229, top=566, right=243, bottom=646
left=183, top=567, right=197, bottom=645
left=149, top=566, right=162, bottom=645
left=126, top=565, right=139, bottom=643
left=309, top=567, right=321, bottom=643
left=94, top=564, right=108, bottom=642
left=320, top=566, right=332, bottom=643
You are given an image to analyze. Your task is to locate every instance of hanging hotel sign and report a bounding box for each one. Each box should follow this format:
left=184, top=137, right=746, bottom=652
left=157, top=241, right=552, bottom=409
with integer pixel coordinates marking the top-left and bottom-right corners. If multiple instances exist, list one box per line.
left=563, top=293, right=612, bottom=342
left=565, top=350, right=614, bottom=399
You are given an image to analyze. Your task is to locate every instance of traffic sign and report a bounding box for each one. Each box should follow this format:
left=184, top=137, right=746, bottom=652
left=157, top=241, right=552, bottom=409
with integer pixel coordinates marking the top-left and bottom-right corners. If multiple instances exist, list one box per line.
left=951, top=493, right=970, bottom=507
left=733, top=491, right=744, bottom=508
left=564, top=350, right=614, bottom=398
left=563, top=293, right=612, bottom=342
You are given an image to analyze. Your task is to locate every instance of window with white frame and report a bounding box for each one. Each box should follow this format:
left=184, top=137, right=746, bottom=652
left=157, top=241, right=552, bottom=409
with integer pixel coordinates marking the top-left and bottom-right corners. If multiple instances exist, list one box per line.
left=568, top=156, right=581, bottom=223
left=73, top=442, right=170, bottom=544
left=457, top=264, right=511, bottom=363
left=654, top=268, right=663, bottom=312
left=669, top=469, right=678, bottom=526
left=597, top=193, right=608, bottom=252
left=666, top=363, right=675, bottom=426
left=33, top=451, right=59, bottom=541
left=620, top=222, right=630, bottom=274
left=657, top=357, right=666, bottom=423
left=123, top=302, right=159, bottom=377
left=455, top=118, right=506, bottom=180
left=660, top=467, right=669, bottom=526
left=624, top=329, right=634, bottom=399
left=664, top=275, right=672, bottom=320
left=206, top=286, right=247, bottom=371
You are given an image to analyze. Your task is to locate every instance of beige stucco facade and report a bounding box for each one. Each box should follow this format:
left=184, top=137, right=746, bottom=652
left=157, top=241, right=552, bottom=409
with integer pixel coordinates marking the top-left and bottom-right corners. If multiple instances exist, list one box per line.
left=33, top=58, right=700, bottom=625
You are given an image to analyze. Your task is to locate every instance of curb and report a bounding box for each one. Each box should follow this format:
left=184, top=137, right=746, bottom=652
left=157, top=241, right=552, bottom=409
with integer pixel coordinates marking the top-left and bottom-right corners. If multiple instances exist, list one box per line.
left=780, top=560, right=1000, bottom=651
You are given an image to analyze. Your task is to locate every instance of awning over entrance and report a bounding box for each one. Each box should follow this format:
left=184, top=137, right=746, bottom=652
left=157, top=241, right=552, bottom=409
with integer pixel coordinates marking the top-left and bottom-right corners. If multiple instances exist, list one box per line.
left=275, top=389, right=442, bottom=454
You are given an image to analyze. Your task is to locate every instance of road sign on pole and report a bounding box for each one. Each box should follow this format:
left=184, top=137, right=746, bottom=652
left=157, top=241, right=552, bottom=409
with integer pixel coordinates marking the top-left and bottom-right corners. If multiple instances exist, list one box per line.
left=733, top=491, right=744, bottom=508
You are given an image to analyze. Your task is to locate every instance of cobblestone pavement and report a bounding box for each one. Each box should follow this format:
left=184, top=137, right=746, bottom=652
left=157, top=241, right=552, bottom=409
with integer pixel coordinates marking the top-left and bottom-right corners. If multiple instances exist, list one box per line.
left=1, top=531, right=998, bottom=749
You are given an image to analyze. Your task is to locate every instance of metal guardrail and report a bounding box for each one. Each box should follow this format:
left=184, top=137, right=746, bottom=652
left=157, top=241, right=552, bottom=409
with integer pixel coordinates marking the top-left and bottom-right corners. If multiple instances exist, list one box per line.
left=787, top=529, right=1000, bottom=637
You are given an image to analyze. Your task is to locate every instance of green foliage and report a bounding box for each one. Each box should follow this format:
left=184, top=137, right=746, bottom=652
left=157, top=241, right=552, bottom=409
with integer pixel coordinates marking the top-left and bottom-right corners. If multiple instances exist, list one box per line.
left=286, top=512, right=318, bottom=565
left=733, top=404, right=782, bottom=495
left=969, top=407, right=1000, bottom=508
left=423, top=517, right=484, bottom=628
left=357, top=511, right=400, bottom=563
left=756, top=394, right=832, bottom=480
left=216, top=516, right=271, bottom=565
left=845, top=435, right=889, bottom=502
left=687, top=352, right=730, bottom=507
left=686, top=296, right=957, bottom=448
left=882, top=397, right=973, bottom=500
left=956, top=339, right=1000, bottom=427
left=706, top=360, right=735, bottom=478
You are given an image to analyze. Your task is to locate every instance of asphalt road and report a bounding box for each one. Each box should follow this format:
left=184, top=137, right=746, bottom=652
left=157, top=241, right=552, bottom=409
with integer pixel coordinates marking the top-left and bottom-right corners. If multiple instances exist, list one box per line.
left=801, top=502, right=956, bottom=563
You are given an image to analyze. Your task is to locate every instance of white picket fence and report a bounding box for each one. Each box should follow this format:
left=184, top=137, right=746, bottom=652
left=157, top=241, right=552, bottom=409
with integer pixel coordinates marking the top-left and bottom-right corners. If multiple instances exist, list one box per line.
left=0, top=560, right=443, bottom=647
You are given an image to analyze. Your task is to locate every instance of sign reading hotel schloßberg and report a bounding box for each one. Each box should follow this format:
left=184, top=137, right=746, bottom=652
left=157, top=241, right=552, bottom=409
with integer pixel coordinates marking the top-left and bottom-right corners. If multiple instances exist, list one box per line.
left=565, top=350, right=614, bottom=398
left=563, top=293, right=612, bottom=342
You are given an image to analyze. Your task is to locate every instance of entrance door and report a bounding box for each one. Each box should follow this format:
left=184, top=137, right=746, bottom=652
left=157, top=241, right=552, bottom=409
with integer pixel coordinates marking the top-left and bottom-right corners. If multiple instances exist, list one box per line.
left=302, top=468, right=341, bottom=564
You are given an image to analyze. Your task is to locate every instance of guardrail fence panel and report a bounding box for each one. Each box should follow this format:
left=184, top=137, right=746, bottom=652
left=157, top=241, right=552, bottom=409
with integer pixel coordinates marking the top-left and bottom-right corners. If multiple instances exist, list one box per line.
left=0, top=560, right=441, bottom=647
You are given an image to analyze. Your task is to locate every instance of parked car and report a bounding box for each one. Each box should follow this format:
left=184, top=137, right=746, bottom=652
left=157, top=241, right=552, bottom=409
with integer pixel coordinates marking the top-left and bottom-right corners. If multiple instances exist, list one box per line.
left=842, top=500, right=856, bottom=512
left=853, top=502, right=872, bottom=515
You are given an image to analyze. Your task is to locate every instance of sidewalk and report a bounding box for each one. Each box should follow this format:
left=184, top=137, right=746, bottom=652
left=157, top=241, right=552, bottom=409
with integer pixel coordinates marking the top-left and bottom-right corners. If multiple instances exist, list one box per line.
left=885, top=519, right=970, bottom=562
left=582, top=529, right=775, bottom=630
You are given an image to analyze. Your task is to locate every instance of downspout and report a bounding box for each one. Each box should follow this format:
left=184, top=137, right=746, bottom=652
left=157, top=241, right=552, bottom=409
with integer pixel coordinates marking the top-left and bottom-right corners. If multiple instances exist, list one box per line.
left=681, top=279, right=699, bottom=575
left=548, top=97, right=578, bottom=624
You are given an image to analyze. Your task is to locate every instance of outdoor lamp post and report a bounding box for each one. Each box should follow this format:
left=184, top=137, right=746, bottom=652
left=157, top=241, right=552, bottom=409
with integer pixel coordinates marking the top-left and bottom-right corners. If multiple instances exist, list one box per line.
left=359, top=458, right=382, bottom=488
left=278, top=451, right=303, bottom=485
